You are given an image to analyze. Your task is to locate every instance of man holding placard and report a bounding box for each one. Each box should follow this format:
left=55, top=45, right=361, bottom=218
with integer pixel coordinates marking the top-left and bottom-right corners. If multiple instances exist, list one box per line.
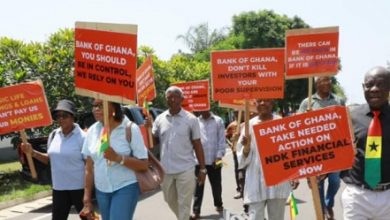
left=298, top=76, right=345, bottom=220
left=341, top=66, right=390, bottom=220
left=237, top=99, right=291, bottom=220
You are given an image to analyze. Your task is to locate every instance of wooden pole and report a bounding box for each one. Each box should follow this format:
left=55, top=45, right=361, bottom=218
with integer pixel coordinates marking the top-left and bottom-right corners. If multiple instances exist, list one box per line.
left=20, top=130, right=37, bottom=180
left=244, top=100, right=250, bottom=149
left=307, top=76, right=324, bottom=220
left=231, top=110, right=243, bottom=152
left=147, top=118, right=154, bottom=148
left=103, top=100, right=111, bottom=165
left=144, top=98, right=154, bottom=148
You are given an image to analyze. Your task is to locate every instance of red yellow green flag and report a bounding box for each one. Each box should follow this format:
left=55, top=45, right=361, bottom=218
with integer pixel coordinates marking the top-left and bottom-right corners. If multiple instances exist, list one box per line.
left=289, top=192, right=298, bottom=220
left=142, top=97, right=150, bottom=117
left=99, top=127, right=109, bottom=156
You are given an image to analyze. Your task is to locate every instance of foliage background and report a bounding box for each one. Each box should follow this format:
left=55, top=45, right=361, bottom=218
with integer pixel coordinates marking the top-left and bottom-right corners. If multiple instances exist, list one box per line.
left=0, top=10, right=345, bottom=140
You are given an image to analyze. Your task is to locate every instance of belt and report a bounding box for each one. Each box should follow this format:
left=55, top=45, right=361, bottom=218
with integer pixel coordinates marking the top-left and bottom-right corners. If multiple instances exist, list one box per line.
left=357, top=183, right=390, bottom=192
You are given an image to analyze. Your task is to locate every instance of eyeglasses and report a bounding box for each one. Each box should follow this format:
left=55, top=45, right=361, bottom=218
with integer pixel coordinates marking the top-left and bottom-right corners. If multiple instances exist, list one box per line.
left=56, top=112, right=71, bottom=120
left=92, top=103, right=103, bottom=110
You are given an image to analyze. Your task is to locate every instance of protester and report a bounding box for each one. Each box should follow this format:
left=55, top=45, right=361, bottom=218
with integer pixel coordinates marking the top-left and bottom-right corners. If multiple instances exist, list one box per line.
left=149, top=86, right=206, bottom=220
left=298, top=76, right=345, bottom=220
left=237, top=99, right=292, bottom=220
left=81, top=99, right=148, bottom=220
left=225, top=111, right=244, bottom=199
left=341, top=66, right=390, bottom=219
left=21, top=99, right=86, bottom=220
left=225, top=111, right=249, bottom=213
left=190, top=110, right=226, bottom=219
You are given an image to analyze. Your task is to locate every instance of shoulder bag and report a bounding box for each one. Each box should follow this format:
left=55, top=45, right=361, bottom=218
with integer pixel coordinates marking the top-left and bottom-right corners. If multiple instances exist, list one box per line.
left=126, top=122, right=164, bottom=193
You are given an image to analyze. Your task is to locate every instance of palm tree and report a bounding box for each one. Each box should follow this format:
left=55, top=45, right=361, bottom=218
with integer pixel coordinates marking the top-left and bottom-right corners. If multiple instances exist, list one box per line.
left=177, top=23, right=227, bottom=53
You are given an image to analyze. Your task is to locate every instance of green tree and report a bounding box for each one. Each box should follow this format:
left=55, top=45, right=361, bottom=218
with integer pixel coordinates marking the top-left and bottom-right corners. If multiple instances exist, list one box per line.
left=229, top=10, right=346, bottom=114
left=0, top=29, right=91, bottom=139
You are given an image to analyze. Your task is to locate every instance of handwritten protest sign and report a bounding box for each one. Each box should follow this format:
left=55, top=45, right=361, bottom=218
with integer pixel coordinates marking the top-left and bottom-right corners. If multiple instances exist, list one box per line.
left=0, top=80, right=52, bottom=134
left=211, top=48, right=284, bottom=100
left=286, top=26, right=339, bottom=79
left=136, top=56, right=156, bottom=105
left=173, top=80, right=210, bottom=112
left=74, top=22, right=137, bottom=104
left=252, top=106, right=354, bottom=186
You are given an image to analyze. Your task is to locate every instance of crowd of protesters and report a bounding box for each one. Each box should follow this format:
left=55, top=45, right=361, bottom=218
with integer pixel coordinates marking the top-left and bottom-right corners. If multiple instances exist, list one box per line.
left=18, top=66, right=390, bottom=220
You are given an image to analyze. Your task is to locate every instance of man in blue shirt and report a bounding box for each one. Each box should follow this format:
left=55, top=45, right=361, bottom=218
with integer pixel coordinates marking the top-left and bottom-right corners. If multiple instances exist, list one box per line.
left=191, top=110, right=226, bottom=219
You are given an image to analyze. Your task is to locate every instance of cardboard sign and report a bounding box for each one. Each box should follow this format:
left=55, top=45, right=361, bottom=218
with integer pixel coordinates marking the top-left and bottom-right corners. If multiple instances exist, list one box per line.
left=252, top=106, right=354, bottom=186
left=0, top=80, right=52, bottom=134
left=173, top=80, right=210, bottom=112
left=74, top=22, right=137, bottom=104
left=136, top=56, right=156, bottom=105
left=285, top=27, right=339, bottom=79
left=219, top=99, right=257, bottom=113
left=211, top=48, right=285, bottom=100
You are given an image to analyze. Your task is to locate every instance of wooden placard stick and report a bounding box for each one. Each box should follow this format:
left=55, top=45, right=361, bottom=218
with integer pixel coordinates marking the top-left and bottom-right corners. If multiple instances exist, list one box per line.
left=231, top=110, right=243, bottom=152
left=103, top=100, right=111, bottom=166
left=244, top=99, right=250, bottom=149
left=307, top=76, right=324, bottom=220
left=20, top=130, right=37, bottom=180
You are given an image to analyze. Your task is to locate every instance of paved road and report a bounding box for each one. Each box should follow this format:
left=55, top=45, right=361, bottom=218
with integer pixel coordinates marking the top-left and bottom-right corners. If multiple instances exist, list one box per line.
left=1, top=148, right=345, bottom=219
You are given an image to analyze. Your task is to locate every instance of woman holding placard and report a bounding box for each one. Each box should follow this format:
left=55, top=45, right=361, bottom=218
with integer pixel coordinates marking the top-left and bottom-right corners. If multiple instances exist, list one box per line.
left=21, top=99, right=86, bottom=220
left=81, top=99, right=148, bottom=220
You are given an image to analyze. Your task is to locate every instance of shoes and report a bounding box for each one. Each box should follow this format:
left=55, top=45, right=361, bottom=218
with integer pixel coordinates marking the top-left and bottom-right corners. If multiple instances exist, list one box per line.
left=233, top=192, right=242, bottom=199
left=325, top=206, right=334, bottom=220
left=244, top=204, right=249, bottom=214
left=189, top=213, right=200, bottom=220
left=215, top=206, right=224, bottom=212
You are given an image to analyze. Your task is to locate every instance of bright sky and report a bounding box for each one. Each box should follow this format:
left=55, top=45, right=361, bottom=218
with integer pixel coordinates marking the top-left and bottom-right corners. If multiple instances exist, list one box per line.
left=1, top=0, right=389, bottom=105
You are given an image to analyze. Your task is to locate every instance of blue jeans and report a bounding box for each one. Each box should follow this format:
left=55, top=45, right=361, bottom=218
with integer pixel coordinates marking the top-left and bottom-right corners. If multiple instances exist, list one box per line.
left=95, top=183, right=140, bottom=220
left=319, top=172, right=340, bottom=210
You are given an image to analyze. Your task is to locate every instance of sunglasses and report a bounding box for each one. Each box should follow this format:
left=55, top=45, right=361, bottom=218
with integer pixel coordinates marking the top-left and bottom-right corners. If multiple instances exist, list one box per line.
left=92, top=103, right=103, bottom=110
left=56, top=112, right=71, bottom=120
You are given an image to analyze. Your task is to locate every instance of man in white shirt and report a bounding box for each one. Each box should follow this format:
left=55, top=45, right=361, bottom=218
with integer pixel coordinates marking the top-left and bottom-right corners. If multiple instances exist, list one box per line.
left=151, top=86, right=206, bottom=220
left=237, top=99, right=292, bottom=220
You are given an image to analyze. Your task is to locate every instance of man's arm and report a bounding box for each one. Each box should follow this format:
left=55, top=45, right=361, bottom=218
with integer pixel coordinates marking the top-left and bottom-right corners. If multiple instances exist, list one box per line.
left=192, top=139, right=206, bottom=185
left=216, top=119, right=226, bottom=159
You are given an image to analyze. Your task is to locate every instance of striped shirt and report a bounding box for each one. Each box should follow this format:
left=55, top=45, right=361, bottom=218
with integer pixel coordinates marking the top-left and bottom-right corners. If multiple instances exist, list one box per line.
left=152, top=109, right=201, bottom=174
left=198, top=113, right=226, bottom=165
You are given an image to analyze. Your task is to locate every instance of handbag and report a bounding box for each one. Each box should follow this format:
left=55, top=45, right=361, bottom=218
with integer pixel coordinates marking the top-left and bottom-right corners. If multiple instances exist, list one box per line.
left=126, top=122, right=164, bottom=193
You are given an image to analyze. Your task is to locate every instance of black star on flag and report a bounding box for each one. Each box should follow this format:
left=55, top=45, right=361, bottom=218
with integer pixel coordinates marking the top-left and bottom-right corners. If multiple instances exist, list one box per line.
left=369, top=141, right=379, bottom=152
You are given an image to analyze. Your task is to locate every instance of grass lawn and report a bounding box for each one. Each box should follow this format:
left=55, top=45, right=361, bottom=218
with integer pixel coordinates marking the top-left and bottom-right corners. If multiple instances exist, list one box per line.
left=0, top=161, right=51, bottom=203
left=0, top=161, right=21, bottom=172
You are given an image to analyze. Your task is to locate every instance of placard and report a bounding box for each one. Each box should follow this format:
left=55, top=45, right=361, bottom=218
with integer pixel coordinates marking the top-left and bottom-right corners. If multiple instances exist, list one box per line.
left=219, top=99, right=257, bottom=113
left=211, top=48, right=285, bottom=100
left=285, top=27, right=339, bottom=79
left=136, top=56, right=156, bottom=105
left=0, top=80, right=52, bottom=134
left=173, top=80, right=210, bottom=112
left=253, top=106, right=354, bottom=186
left=74, top=22, right=137, bottom=104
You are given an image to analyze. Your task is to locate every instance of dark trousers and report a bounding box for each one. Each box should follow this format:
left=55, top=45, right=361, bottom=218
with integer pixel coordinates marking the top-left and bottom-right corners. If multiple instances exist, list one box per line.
left=233, top=151, right=241, bottom=192
left=193, top=165, right=223, bottom=214
left=52, top=189, right=84, bottom=220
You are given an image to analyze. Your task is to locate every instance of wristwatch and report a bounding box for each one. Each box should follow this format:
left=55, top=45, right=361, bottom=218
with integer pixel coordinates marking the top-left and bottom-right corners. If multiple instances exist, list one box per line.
left=120, top=156, right=125, bottom=165
left=199, top=168, right=207, bottom=174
